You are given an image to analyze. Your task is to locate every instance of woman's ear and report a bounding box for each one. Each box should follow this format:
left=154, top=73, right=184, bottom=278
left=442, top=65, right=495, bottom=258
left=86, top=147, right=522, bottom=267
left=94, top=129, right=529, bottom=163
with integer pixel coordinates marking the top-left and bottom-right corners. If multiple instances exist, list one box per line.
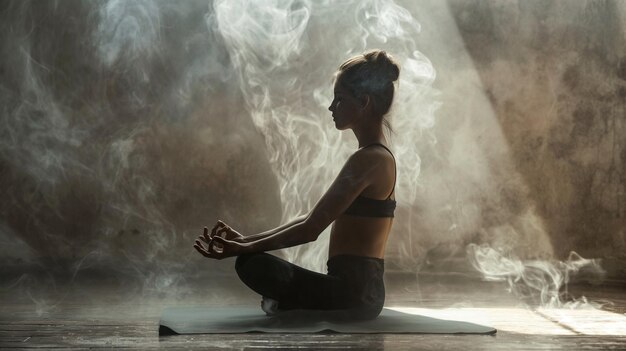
left=360, top=94, right=371, bottom=110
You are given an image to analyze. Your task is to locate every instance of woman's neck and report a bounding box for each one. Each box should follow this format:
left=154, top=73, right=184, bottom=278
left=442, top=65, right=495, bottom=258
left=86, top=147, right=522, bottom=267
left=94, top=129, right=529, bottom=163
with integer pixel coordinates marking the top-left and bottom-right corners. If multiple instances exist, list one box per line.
left=353, top=126, right=386, bottom=149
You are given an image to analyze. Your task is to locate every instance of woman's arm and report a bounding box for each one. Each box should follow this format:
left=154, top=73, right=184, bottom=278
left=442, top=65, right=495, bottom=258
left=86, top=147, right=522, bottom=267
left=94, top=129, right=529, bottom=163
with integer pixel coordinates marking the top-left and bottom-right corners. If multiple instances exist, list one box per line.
left=246, top=220, right=316, bottom=252
left=198, top=151, right=376, bottom=259
left=243, top=213, right=309, bottom=243
left=241, top=151, right=376, bottom=253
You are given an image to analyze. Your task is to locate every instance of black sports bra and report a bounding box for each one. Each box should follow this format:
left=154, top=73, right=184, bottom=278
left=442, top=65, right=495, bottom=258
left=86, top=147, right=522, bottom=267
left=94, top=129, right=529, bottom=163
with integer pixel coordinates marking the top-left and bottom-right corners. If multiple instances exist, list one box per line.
left=343, top=143, right=396, bottom=218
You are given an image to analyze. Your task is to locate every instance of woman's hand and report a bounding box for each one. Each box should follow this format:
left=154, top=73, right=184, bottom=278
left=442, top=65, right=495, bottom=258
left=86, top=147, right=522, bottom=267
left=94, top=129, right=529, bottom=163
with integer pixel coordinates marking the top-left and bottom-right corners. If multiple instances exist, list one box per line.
left=210, top=220, right=246, bottom=242
left=193, top=220, right=250, bottom=260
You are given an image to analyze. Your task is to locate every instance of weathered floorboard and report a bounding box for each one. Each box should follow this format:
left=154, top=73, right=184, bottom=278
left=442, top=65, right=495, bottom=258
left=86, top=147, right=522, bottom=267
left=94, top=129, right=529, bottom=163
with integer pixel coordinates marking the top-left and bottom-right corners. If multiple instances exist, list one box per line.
left=0, top=275, right=624, bottom=350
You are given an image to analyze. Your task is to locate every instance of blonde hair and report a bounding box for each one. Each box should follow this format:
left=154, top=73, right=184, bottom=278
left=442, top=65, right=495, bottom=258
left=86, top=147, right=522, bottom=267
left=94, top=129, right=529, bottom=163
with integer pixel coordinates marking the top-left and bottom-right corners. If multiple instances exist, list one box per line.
left=335, top=49, right=400, bottom=135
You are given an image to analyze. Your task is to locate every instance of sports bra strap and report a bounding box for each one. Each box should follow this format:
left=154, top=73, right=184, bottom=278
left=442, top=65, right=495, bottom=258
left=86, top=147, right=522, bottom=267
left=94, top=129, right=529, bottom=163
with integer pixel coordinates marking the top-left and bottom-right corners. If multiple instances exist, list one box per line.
left=360, top=143, right=396, bottom=200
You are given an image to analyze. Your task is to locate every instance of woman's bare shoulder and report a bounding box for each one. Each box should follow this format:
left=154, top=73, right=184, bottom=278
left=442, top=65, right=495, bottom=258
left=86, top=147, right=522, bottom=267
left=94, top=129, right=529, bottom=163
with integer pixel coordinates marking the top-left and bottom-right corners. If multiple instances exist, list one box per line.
left=352, top=145, right=394, bottom=165
left=347, top=146, right=394, bottom=182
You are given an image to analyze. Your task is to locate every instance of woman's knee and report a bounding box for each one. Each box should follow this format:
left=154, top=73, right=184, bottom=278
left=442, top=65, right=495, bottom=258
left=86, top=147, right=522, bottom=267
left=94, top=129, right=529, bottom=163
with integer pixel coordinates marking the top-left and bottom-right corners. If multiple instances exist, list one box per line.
left=235, top=252, right=277, bottom=278
left=235, top=253, right=260, bottom=276
left=235, top=252, right=295, bottom=287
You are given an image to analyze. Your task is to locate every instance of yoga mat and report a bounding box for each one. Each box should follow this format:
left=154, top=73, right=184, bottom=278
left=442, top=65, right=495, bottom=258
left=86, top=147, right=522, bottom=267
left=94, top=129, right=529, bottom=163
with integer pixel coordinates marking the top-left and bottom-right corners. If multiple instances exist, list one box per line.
left=159, top=306, right=497, bottom=335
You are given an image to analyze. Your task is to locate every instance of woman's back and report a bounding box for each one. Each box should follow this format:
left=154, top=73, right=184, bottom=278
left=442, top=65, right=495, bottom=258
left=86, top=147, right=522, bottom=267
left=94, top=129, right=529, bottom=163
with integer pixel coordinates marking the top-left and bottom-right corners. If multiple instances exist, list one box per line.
left=329, top=144, right=396, bottom=259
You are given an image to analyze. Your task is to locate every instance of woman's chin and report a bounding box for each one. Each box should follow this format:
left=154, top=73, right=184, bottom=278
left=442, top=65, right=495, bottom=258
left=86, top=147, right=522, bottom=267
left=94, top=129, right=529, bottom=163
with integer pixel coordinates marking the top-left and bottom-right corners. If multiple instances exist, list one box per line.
left=333, top=119, right=345, bottom=130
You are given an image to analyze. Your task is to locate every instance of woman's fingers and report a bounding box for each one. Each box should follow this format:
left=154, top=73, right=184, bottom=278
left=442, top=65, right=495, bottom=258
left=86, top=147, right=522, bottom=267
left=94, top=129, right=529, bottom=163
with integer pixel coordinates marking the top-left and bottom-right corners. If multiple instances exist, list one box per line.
left=200, top=227, right=210, bottom=244
left=211, top=221, right=224, bottom=238
left=193, top=243, right=211, bottom=258
left=212, top=236, right=244, bottom=257
left=194, top=239, right=207, bottom=249
left=195, top=222, right=232, bottom=260
left=194, top=240, right=224, bottom=259
left=215, top=226, right=231, bottom=239
left=210, top=240, right=224, bottom=254
left=194, top=223, right=240, bottom=260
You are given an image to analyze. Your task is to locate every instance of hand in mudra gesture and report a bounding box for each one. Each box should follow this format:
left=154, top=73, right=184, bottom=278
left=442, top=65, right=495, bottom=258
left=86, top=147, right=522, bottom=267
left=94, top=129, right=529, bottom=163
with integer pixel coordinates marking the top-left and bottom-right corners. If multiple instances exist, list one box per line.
left=193, top=220, right=249, bottom=259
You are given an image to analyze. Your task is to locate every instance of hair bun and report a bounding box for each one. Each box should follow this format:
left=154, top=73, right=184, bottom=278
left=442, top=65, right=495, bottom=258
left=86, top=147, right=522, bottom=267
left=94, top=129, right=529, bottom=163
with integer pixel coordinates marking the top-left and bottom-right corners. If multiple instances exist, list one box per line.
left=364, top=49, right=400, bottom=83
left=336, top=50, right=400, bottom=117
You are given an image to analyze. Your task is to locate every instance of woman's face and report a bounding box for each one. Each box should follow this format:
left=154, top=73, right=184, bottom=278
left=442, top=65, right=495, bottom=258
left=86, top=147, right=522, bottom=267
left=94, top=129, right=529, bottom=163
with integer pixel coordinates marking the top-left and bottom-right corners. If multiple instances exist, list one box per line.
left=328, top=80, right=363, bottom=130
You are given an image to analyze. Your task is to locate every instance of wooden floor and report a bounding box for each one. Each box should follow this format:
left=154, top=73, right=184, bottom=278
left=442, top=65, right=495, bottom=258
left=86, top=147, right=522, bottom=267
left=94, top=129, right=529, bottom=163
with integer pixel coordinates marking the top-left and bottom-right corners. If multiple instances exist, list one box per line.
left=1, top=271, right=625, bottom=350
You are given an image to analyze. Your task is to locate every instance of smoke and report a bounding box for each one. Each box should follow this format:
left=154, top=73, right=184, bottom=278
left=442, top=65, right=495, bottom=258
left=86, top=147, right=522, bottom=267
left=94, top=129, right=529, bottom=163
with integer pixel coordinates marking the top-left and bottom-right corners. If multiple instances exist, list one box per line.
left=0, top=0, right=613, bottom=316
left=467, top=244, right=605, bottom=308
left=95, top=0, right=162, bottom=68
left=212, top=0, right=440, bottom=271
left=0, top=0, right=239, bottom=294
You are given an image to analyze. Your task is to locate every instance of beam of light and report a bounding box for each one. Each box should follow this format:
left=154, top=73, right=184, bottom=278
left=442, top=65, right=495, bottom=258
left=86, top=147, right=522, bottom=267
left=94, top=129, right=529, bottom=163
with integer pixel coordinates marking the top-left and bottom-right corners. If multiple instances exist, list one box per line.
left=435, top=0, right=607, bottom=309
left=388, top=306, right=626, bottom=336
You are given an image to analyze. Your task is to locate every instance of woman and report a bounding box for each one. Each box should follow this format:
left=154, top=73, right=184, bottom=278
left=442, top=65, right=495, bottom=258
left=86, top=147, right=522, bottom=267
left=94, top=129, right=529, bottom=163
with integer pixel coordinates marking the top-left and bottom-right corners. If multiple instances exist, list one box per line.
left=194, top=49, right=399, bottom=320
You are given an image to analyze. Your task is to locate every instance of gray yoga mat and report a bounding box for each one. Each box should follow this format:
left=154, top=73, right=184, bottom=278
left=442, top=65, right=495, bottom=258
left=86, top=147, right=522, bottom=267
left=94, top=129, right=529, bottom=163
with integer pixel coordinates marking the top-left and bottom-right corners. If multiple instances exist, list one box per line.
left=159, top=306, right=497, bottom=335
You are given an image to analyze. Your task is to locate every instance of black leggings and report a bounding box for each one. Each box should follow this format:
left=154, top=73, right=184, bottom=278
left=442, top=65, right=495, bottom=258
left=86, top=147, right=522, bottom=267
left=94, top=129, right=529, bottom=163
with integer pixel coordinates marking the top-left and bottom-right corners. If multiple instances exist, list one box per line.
left=235, top=252, right=385, bottom=320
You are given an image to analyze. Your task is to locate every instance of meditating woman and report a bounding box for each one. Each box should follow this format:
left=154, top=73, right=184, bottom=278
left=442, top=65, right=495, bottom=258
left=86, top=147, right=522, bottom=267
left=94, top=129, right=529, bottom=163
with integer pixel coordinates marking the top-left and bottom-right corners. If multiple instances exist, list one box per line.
left=194, top=49, right=399, bottom=320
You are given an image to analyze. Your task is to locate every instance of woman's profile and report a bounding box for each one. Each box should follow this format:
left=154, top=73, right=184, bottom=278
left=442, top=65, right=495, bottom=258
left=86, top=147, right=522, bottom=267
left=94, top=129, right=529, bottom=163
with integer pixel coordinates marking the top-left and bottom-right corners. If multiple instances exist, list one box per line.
left=194, top=49, right=399, bottom=320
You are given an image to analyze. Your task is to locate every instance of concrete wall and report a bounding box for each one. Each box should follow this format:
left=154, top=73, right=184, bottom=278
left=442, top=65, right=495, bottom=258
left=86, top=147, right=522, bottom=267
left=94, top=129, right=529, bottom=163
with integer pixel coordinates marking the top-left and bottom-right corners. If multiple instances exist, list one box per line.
left=446, top=0, right=625, bottom=274
left=0, top=0, right=623, bottom=282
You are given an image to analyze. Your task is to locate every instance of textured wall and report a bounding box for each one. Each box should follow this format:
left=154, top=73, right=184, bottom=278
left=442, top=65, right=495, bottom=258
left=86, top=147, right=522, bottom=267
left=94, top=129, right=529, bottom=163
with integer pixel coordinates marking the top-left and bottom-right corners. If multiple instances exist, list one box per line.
left=0, top=0, right=624, bottom=287
left=0, top=1, right=283, bottom=276
left=447, top=0, right=626, bottom=272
